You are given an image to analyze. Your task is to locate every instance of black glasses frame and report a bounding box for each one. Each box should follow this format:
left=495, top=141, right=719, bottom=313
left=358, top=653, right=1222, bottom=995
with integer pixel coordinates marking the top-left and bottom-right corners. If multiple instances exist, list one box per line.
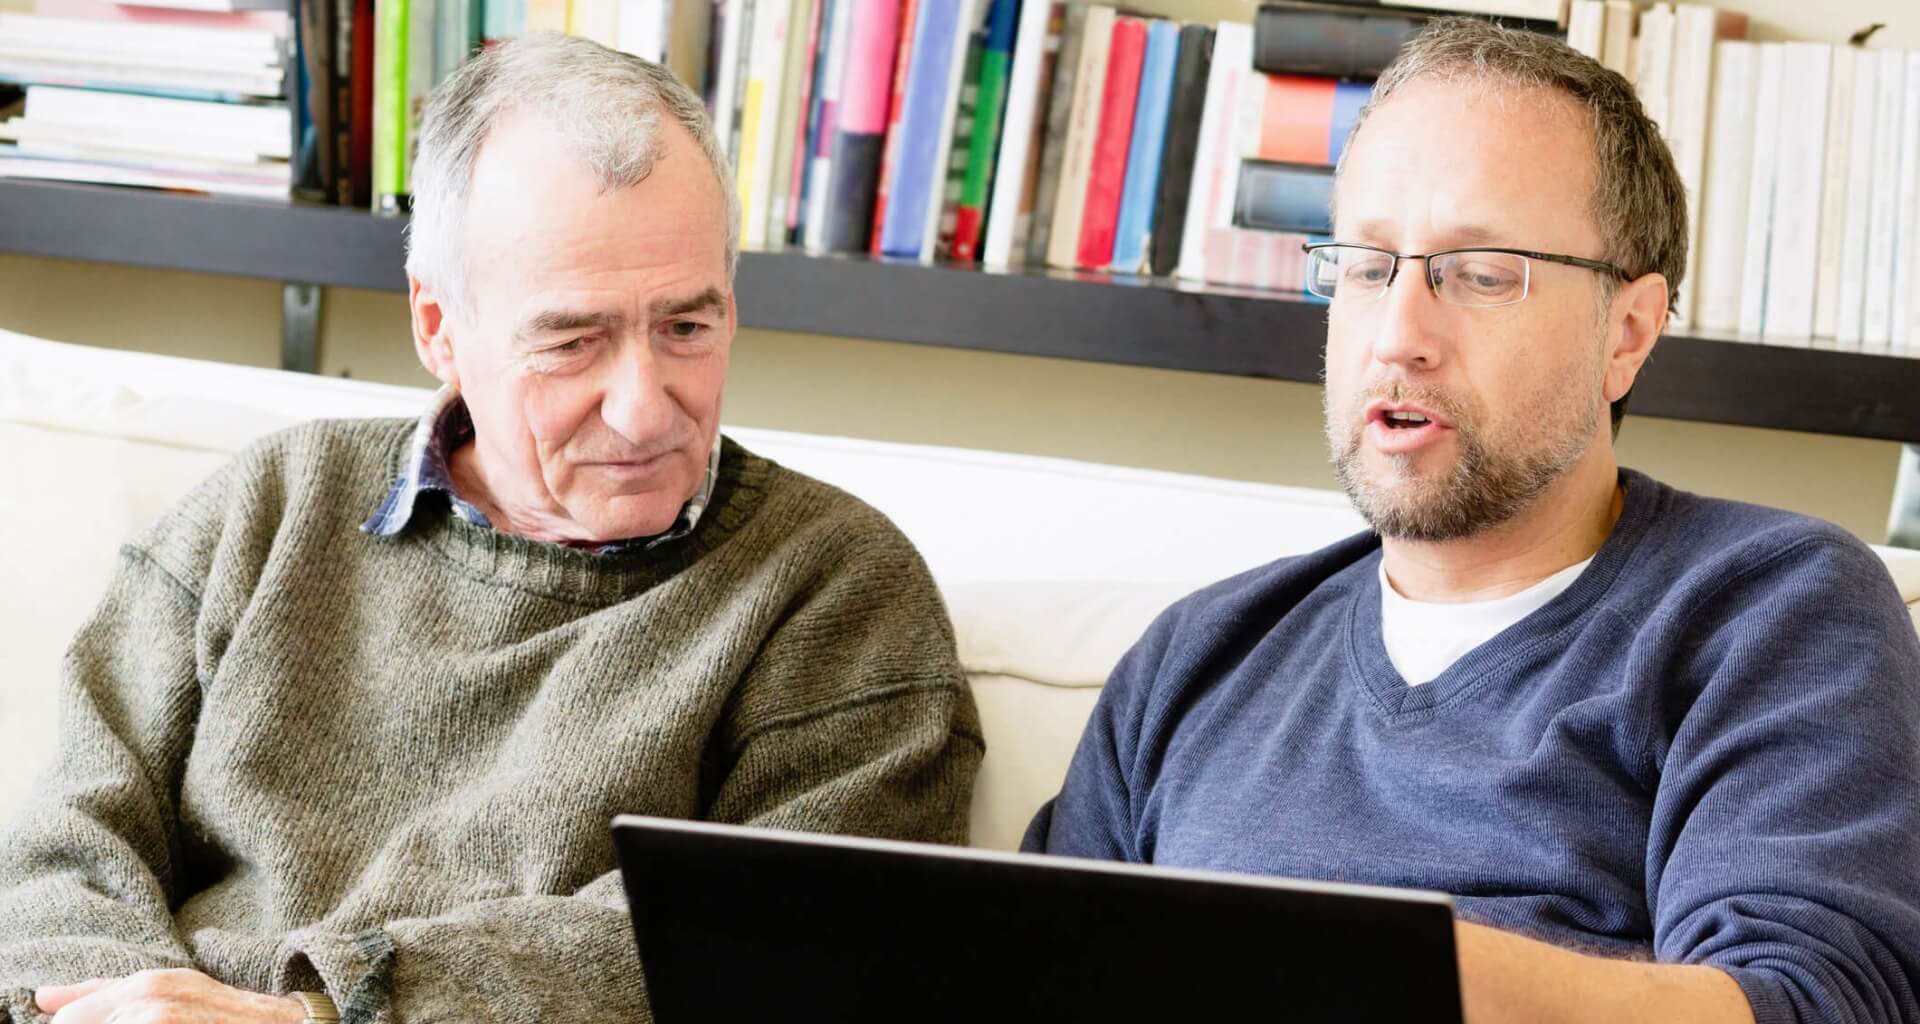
left=1300, top=241, right=1633, bottom=304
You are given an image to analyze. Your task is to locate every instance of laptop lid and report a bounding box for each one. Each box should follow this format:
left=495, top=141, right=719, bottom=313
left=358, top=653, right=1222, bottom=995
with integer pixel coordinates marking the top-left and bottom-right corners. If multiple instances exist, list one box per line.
left=613, top=815, right=1463, bottom=1023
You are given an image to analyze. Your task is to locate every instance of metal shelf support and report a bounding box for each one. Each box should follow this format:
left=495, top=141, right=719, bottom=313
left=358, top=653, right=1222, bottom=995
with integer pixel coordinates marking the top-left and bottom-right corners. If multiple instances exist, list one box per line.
left=281, top=282, right=322, bottom=374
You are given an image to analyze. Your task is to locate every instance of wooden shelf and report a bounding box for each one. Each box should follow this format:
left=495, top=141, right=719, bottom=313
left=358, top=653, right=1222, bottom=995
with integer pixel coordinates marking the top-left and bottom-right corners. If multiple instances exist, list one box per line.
left=5, top=176, right=1920, bottom=444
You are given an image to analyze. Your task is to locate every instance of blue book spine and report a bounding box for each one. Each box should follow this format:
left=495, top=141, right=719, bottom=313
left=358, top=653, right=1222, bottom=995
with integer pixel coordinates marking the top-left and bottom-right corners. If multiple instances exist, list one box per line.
left=879, top=0, right=965, bottom=259
left=797, top=0, right=840, bottom=240
left=1109, top=20, right=1180, bottom=274
left=1327, top=80, right=1370, bottom=164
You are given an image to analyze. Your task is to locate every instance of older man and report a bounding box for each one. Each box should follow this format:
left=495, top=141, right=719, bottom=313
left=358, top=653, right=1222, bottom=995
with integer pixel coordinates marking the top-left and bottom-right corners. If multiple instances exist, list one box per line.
left=1028, top=19, right=1920, bottom=1024
left=0, top=35, right=981, bottom=1024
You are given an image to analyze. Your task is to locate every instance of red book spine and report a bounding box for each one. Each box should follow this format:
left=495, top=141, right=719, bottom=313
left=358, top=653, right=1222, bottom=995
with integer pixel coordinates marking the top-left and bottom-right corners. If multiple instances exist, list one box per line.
left=349, top=0, right=374, bottom=208
left=788, top=0, right=826, bottom=234
left=1075, top=16, right=1146, bottom=270
left=868, top=0, right=921, bottom=257
left=951, top=206, right=985, bottom=260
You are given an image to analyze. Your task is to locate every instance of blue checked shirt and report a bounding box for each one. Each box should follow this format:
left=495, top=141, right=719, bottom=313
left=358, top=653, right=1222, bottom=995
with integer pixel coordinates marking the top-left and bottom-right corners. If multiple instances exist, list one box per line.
left=361, top=388, right=721, bottom=555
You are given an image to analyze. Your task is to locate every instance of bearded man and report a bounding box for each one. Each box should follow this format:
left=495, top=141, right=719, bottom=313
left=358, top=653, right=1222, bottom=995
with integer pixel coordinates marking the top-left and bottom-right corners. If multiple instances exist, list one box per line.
left=1025, top=19, right=1920, bottom=1024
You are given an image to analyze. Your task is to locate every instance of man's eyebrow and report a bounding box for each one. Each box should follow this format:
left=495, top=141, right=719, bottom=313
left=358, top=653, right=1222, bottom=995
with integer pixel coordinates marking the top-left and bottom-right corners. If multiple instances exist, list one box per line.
left=649, top=288, right=729, bottom=322
left=515, top=309, right=628, bottom=344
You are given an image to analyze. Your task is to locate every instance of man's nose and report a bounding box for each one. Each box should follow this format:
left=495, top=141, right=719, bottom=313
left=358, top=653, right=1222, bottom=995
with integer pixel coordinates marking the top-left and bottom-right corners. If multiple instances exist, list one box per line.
left=601, top=342, right=679, bottom=446
left=1368, top=258, right=1449, bottom=372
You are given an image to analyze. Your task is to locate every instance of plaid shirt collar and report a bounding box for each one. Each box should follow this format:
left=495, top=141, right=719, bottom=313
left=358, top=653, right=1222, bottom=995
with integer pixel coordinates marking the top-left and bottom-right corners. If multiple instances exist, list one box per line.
left=361, top=387, right=721, bottom=556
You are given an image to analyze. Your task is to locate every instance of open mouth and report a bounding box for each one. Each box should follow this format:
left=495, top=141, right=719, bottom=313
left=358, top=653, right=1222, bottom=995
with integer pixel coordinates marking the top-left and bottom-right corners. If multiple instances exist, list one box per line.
left=1382, top=410, right=1431, bottom=430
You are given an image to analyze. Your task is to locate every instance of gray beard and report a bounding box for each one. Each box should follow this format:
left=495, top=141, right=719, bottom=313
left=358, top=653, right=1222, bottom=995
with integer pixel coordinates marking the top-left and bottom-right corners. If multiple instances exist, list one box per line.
left=1327, top=393, right=1597, bottom=543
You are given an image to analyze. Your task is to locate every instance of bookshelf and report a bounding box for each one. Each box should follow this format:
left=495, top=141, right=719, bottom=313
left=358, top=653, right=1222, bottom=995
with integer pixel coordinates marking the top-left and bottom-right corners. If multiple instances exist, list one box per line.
left=6, top=175, right=1920, bottom=448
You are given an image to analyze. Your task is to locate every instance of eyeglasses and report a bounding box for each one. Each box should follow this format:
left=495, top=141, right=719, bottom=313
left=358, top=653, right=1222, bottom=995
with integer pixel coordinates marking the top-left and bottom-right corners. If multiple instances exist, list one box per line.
left=1300, top=242, right=1632, bottom=308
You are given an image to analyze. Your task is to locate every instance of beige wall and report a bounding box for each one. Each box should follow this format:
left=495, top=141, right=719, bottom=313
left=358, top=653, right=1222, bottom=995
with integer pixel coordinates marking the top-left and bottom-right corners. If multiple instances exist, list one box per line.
left=0, top=0, right=1911, bottom=541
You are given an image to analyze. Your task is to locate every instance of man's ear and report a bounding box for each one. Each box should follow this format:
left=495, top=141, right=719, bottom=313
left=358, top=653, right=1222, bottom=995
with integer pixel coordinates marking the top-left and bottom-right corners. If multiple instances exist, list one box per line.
left=1603, top=272, right=1668, bottom=406
left=409, top=275, right=459, bottom=388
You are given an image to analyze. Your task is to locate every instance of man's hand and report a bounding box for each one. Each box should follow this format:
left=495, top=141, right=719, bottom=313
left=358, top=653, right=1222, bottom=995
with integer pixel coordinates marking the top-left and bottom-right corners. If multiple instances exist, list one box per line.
left=1455, top=920, right=1756, bottom=1024
left=34, top=968, right=308, bottom=1024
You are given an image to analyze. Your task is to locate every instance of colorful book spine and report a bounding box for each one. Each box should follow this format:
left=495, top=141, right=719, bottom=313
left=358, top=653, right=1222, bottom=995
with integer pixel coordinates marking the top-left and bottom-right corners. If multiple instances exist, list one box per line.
left=1022, top=1, right=1087, bottom=266
left=1043, top=3, right=1114, bottom=269
left=868, top=0, right=922, bottom=255
left=370, top=0, right=404, bottom=210
left=816, top=0, right=902, bottom=253
left=1073, top=13, right=1143, bottom=270
left=1249, top=74, right=1369, bottom=166
left=980, top=0, right=1060, bottom=267
left=1108, top=18, right=1177, bottom=274
left=798, top=0, right=845, bottom=248
left=876, top=0, right=969, bottom=259
left=1251, top=5, right=1420, bottom=80
left=766, top=0, right=816, bottom=244
left=949, top=0, right=1017, bottom=263
left=1148, top=23, right=1211, bottom=278
left=1174, top=20, right=1250, bottom=283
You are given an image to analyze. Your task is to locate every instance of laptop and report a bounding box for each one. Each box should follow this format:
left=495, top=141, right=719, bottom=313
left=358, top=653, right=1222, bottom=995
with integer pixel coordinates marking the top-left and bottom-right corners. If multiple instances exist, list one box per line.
left=613, top=815, right=1463, bottom=1023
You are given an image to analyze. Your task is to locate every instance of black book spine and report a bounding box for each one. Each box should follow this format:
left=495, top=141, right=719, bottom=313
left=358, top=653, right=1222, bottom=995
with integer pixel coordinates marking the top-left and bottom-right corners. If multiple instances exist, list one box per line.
left=1252, top=5, right=1422, bottom=79
left=1148, top=23, right=1212, bottom=278
left=297, top=0, right=338, bottom=202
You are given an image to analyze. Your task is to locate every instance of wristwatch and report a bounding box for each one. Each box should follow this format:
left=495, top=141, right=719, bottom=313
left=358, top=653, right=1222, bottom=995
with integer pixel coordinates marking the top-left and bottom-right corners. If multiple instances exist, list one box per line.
left=291, top=991, right=341, bottom=1023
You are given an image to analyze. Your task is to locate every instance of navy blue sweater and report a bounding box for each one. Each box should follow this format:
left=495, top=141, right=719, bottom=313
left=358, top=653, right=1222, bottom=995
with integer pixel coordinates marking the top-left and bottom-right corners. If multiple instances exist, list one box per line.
left=1026, top=470, right=1920, bottom=1023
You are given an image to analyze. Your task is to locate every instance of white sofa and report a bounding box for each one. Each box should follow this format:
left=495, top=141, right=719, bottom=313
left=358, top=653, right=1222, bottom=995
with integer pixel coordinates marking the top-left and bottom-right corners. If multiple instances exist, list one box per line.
left=6, top=328, right=1920, bottom=854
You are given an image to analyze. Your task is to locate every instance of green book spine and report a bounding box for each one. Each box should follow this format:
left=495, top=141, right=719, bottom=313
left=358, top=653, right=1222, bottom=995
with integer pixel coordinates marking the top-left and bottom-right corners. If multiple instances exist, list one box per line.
left=374, top=0, right=411, bottom=213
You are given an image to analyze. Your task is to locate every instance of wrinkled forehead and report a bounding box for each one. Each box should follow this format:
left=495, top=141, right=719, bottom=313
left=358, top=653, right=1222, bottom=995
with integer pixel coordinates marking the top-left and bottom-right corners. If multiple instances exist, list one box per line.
left=1333, top=77, right=1602, bottom=254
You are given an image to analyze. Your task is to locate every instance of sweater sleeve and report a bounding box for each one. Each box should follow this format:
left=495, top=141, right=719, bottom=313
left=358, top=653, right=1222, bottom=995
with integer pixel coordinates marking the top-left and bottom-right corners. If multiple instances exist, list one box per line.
left=1649, top=536, right=1920, bottom=1024
left=276, top=516, right=984, bottom=1024
left=0, top=548, right=204, bottom=1022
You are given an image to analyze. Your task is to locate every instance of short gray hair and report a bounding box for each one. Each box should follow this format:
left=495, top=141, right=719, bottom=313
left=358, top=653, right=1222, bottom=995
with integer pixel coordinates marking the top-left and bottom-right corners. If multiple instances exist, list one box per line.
left=1340, top=18, right=1686, bottom=431
left=405, top=33, right=740, bottom=317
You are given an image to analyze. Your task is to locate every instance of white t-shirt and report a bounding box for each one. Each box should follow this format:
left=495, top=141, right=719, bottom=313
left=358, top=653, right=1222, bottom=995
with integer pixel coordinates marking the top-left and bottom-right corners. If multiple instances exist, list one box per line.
left=1379, top=557, right=1594, bottom=686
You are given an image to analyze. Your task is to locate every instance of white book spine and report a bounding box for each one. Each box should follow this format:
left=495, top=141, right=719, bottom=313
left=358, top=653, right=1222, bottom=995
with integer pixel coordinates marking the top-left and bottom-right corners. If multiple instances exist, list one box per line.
left=801, top=0, right=854, bottom=253
left=1864, top=50, right=1906, bottom=347
left=1737, top=43, right=1783, bottom=337
left=1632, top=4, right=1674, bottom=136
left=1836, top=49, right=1880, bottom=345
left=1566, top=0, right=1604, bottom=61
left=1695, top=40, right=1754, bottom=333
left=710, top=0, right=746, bottom=159
left=1812, top=46, right=1856, bottom=339
left=1892, top=52, right=1920, bottom=348
left=1174, top=21, right=1249, bottom=282
left=1665, top=4, right=1716, bottom=327
left=1600, top=1, right=1633, bottom=78
left=616, top=0, right=668, bottom=60
left=742, top=0, right=789, bottom=250
left=1896, top=54, right=1920, bottom=351
left=980, top=0, right=1055, bottom=268
left=1761, top=42, right=1830, bottom=340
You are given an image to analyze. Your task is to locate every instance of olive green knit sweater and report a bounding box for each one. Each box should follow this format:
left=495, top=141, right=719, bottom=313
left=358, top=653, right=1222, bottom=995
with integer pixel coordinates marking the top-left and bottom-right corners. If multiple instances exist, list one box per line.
left=0, top=418, right=983, bottom=1023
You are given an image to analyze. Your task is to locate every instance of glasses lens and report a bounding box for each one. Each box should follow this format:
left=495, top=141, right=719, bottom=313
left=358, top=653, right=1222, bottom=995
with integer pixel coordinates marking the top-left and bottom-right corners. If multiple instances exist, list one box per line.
left=1307, top=246, right=1393, bottom=300
left=1431, top=251, right=1529, bottom=307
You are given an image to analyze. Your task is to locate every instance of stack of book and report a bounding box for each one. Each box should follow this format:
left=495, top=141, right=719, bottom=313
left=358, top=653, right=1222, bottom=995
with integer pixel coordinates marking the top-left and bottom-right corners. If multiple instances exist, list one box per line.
left=710, top=0, right=1561, bottom=288
left=0, top=0, right=292, bottom=199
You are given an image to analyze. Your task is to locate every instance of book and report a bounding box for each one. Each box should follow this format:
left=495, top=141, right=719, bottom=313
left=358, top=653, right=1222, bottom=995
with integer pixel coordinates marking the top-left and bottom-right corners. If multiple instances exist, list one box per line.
left=1865, top=49, right=1905, bottom=347
left=571, top=0, right=621, bottom=47
left=1234, top=159, right=1333, bottom=235
left=1895, top=51, right=1920, bottom=348
left=1836, top=49, right=1880, bottom=345
left=932, top=10, right=985, bottom=258
left=875, top=0, right=971, bottom=259
left=1812, top=45, right=1856, bottom=340
left=797, top=0, right=844, bottom=248
left=766, top=0, right=815, bottom=244
left=1108, top=18, right=1177, bottom=275
left=1022, top=1, right=1086, bottom=266
left=114, top=0, right=288, bottom=11
left=1565, top=0, right=1601, bottom=60
left=526, top=0, right=568, bottom=33
left=1201, top=224, right=1313, bottom=293
left=1735, top=42, right=1781, bottom=337
left=811, top=0, right=901, bottom=253
left=1664, top=3, right=1745, bottom=326
left=1174, top=19, right=1249, bottom=284
left=1247, top=73, right=1369, bottom=166
left=370, top=0, right=407, bottom=210
left=980, top=0, right=1060, bottom=267
left=1074, top=15, right=1145, bottom=270
left=1251, top=4, right=1420, bottom=81
left=1301, top=0, right=1565, bottom=20
left=1147, top=22, right=1210, bottom=278
left=1598, top=0, right=1631, bottom=78
left=347, top=0, right=372, bottom=207
left=708, top=0, right=747, bottom=155
left=867, top=0, right=921, bottom=255
left=1630, top=3, right=1672, bottom=135
left=949, top=0, right=1018, bottom=262
left=0, top=13, right=288, bottom=99
left=737, top=0, right=790, bottom=249
left=668, top=0, right=713, bottom=92
left=483, top=0, right=526, bottom=41
left=1694, top=39, right=1753, bottom=333
left=435, top=0, right=483, bottom=85
left=615, top=0, right=669, bottom=60
left=1043, top=3, right=1113, bottom=270
left=296, top=0, right=336, bottom=198
left=1761, top=42, right=1830, bottom=340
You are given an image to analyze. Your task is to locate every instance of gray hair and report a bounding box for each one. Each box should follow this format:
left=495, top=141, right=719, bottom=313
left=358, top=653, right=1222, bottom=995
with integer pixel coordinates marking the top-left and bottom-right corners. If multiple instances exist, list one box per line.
left=405, top=33, right=740, bottom=318
left=1339, top=17, right=1687, bottom=432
